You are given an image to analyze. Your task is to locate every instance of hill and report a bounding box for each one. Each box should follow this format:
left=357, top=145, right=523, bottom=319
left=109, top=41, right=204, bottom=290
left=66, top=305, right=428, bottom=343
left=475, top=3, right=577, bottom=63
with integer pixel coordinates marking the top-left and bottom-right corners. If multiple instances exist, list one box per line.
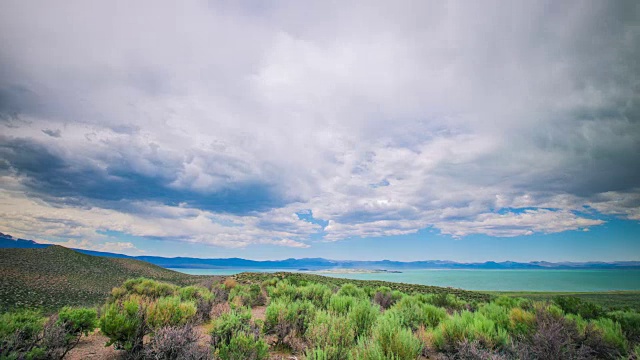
left=0, top=246, right=212, bottom=312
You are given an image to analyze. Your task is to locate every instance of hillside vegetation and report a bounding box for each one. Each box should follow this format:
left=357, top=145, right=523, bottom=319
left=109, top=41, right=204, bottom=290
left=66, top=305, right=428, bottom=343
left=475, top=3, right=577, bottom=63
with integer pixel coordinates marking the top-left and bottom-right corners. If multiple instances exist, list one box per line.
left=6, top=276, right=640, bottom=359
left=1, top=247, right=639, bottom=359
left=494, top=291, right=640, bottom=313
left=235, top=271, right=493, bottom=303
left=0, top=246, right=211, bottom=312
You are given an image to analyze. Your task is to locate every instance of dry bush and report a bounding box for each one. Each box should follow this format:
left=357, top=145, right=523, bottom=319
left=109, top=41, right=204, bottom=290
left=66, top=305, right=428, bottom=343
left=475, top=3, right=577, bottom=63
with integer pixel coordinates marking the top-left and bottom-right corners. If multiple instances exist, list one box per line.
left=211, top=286, right=230, bottom=304
left=374, top=291, right=395, bottom=310
left=223, top=278, right=238, bottom=289
left=211, top=302, right=231, bottom=319
left=516, top=308, right=624, bottom=360
left=144, top=325, right=211, bottom=360
left=450, top=339, right=512, bottom=360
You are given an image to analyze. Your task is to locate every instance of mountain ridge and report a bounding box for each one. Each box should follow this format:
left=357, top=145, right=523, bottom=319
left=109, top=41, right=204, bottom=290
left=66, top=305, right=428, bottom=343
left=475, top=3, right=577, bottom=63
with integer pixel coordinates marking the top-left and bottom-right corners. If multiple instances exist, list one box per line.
left=2, top=232, right=639, bottom=270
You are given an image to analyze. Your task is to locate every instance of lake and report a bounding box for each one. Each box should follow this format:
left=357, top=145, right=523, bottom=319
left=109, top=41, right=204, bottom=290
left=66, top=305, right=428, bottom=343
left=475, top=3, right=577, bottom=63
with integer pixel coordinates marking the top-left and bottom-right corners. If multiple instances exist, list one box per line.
left=167, top=268, right=640, bottom=292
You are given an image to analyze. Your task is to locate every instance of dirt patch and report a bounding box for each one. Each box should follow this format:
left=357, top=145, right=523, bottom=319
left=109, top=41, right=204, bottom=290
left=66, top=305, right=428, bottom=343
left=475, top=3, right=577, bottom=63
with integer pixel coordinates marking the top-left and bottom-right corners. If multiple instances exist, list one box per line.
left=66, top=329, right=123, bottom=360
left=194, top=324, right=212, bottom=347
left=67, top=326, right=213, bottom=360
left=252, top=305, right=267, bottom=321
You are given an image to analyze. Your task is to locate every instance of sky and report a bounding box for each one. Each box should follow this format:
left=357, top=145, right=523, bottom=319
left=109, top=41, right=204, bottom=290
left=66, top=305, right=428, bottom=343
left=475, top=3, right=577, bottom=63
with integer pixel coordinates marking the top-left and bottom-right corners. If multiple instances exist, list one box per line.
left=0, top=1, right=639, bottom=262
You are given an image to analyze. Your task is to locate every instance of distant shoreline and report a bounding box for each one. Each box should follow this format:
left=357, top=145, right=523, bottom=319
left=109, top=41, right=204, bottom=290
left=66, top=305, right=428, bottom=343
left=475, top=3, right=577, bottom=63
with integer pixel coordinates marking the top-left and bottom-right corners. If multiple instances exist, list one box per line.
left=310, top=268, right=403, bottom=274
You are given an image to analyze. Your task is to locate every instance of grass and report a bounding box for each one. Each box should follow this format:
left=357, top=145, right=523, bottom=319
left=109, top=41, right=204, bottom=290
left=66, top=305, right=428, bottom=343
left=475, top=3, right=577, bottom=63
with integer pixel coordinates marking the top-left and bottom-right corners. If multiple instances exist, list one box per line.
left=0, top=246, right=217, bottom=313
left=493, top=291, right=640, bottom=312
left=235, top=271, right=493, bottom=303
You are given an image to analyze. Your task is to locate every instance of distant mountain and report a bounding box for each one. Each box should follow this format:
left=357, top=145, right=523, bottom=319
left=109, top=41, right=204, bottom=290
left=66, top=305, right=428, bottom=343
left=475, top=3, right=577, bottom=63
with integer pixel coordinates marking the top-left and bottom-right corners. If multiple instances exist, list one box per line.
left=2, top=232, right=640, bottom=270
left=0, top=232, right=50, bottom=249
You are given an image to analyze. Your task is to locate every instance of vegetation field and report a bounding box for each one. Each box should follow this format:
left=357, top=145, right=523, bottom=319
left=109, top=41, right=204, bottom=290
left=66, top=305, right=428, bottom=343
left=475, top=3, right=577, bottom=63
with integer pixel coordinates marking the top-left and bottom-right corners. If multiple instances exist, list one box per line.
left=235, top=271, right=493, bottom=303
left=494, top=290, right=640, bottom=312
left=4, top=273, right=640, bottom=359
left=0, top=246, right=216, bottom=312
left=2, top=247, right=640, bottom=359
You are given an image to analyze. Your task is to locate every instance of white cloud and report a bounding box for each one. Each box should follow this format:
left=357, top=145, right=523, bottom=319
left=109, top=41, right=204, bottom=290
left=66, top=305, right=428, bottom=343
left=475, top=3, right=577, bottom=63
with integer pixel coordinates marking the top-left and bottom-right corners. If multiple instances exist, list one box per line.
left=435, top=209, right=605, bottom=238
left=0, top=1, right=637, bottom=249
left=35, top=238, right=140, bottom=255
left=0, top=190, right=317, bottom=249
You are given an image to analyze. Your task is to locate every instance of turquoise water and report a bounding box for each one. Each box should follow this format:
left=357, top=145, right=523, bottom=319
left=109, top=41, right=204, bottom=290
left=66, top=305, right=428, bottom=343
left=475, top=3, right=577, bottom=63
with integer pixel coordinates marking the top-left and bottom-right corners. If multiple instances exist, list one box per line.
left=168, top=268, right=640, bottom=292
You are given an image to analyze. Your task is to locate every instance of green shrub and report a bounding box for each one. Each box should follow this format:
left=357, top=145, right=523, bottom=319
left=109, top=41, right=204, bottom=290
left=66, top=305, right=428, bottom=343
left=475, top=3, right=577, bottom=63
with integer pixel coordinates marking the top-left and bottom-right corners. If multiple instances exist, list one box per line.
left=229, top=285, right=266, bottom=309
left=298, top=283, right=333, bottom=309
left=566, top=313, right=588, bottom=334
left=608, top=310, right=640, bottom=342
left=508, top=307, right=535, bottom=336
left=0, top=309, right=46, bottom=359
left=328, top=295, right=357, bottom=315
left=210, top=308, right=255, bottom=349
left=349, top=337, right=386, bottom=360
left=422, top=293, right=467, bottom=311
left=306, top=347, right=329, bottom=360
left=422, top=303, right=449, bottom=328
left=470, top=312, right=510, bottom=350
left=179, top=286, right=215, bottom=322
left=99, top=296, right=147, bottom=352
left=119, top=278, right=177, bottom=299
left=216, top=331, right=268, bottom=360
left=372, top=311, right=423, bottom=360
left=362, top=286, right=375, bottom=298
left=493, top=296, right=532, bottom=310
left=178, top=285, right=213, bottom=302
left=0, top=307, right=97, bottom=360
left=431, top=311, right=509, bottom=352
left=348, top=300, right=380, bottom=338
left=261, top=276, right=279, bottom=288
left=49, top=307, right=99, bottom=358
left=57, top=307, right=97, bottom=339
left=249, top=284, right=266, bottom=306
left=268, top=280, right=298, bottom=301
left=264, top=299, right=316, bottom=347
left=430, top=312, right=467, bottom=352
left=390, top=296, right=447, bottom=331
left=590, top=317, right=628, bottom=355
left=534, top=302, right=564, bottom=318
left=146, top=296, right=197, bottom=329
left=267, top=282, right=333, bottom=309
left=337, top=283, right=367, bottom=299
left=305, top=311, right=355, bottom=360
left=264, top=299, right=290, bottom=346
left=478, top=303, right=510, bottom=330
left=0, top=309, right=45, bottom=341
left=554, top=296, right=604, bottom=320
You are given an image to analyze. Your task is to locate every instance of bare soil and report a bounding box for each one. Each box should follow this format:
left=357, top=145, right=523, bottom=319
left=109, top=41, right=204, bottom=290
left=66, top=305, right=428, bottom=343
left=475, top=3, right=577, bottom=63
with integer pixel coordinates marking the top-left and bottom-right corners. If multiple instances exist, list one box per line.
left=66, top=329, right=123, bottom=360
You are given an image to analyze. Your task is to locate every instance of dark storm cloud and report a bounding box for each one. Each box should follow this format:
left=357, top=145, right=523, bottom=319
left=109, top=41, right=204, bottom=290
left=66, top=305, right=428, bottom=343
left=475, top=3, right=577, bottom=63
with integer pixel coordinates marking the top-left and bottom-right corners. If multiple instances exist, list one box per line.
left=42, top=129, right=61, bottom=137
left=0, top=136, right=286, bottom=214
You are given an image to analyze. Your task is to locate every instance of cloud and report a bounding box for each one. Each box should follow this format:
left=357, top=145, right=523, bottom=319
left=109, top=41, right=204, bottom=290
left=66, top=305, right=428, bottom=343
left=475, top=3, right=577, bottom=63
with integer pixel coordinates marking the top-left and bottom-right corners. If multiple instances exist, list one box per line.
left=435, top=209, right=605, bottom=238
left=41, top=129, right=61, bottom=138
left=266, top=239, right=311, bottom=248
left=37, top=237, right=141, bottom=255
left=0, top=0, right=638, bottom=249
left=0, top=190, right=319, bottom=249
